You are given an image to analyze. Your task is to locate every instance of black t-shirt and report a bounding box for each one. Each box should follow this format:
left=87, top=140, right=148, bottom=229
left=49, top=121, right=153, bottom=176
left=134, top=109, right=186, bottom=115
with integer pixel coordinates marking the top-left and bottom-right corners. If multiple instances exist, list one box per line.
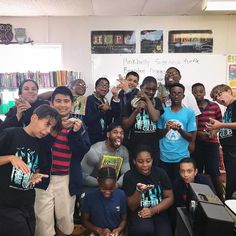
left=0, top=127, right=40, bottom=207
left=123, top=167, right=172, bottom=209
left=122, top=97, right=163, bottom=149
left=219, top=100, right=236, bottom=146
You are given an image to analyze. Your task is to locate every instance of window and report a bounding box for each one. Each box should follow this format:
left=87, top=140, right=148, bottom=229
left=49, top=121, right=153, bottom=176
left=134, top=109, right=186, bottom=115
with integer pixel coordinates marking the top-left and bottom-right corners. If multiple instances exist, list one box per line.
left=0, top=44, right=62, bottom=117
left=0, top=44, right=62, bottom=72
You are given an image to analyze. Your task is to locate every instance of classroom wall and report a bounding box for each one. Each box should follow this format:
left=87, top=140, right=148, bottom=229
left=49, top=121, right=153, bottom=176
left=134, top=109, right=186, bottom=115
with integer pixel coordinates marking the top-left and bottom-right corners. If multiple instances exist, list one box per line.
left=1, top=15, right=236, bottom=90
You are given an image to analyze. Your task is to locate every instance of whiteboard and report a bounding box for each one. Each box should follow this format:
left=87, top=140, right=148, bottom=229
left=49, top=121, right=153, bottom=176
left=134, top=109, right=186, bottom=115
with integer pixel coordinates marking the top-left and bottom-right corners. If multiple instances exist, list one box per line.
left=91, top=53, right=227, bottom=99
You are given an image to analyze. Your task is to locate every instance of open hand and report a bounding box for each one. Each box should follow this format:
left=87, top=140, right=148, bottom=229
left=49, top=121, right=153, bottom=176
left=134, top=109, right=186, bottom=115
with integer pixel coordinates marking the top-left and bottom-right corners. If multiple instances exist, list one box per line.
left=10, top=155, right=30, bottom=174
left=29, top=173, right=49, bottom=184
left=136, top=183, right=154, bottom=192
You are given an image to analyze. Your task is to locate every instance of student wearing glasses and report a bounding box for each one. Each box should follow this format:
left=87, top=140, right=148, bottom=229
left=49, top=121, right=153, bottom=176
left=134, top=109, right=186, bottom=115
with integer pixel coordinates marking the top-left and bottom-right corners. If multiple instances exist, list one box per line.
left=69, top=79, right=88, bottom=121
left=84, top=78, right=120, bottom=144
left=157, top=67, right=200, bottom=153
left=206, top=84, right=236, bottom=200
left=157, top=83, right=197, bottom=183
left=39, top=79, right=88, bottom=121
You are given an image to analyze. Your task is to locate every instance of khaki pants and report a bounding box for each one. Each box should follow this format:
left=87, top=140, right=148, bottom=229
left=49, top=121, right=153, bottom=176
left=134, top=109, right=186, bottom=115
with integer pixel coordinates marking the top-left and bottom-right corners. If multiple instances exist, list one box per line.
left=35, top=175, right=76, bottom=236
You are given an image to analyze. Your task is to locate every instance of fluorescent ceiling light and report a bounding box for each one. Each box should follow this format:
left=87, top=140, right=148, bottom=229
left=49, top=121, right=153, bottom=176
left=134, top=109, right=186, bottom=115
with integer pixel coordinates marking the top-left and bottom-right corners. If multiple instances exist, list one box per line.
left=205, top=1, right=236, bottom=11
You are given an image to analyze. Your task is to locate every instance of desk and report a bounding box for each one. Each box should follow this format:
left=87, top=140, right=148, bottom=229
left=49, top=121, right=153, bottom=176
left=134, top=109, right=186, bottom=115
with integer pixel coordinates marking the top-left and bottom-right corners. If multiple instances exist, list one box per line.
left=225, top=200, right=236, bottom=232
left=175, top=207, right=193, bottom=236
left=225, top=200, right=236, bottom=214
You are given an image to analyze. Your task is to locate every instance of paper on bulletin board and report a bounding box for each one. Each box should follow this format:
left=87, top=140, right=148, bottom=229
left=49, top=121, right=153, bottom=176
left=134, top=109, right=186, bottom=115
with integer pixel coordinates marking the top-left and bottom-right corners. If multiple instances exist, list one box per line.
left=227, top=55, right=236, bottom=96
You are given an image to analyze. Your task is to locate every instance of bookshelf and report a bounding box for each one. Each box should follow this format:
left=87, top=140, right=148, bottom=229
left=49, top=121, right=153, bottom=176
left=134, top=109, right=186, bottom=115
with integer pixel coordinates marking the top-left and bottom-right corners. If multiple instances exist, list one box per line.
left=0, top=70, right=79, bottom=115
left=0, top=70, right=79, bottom=90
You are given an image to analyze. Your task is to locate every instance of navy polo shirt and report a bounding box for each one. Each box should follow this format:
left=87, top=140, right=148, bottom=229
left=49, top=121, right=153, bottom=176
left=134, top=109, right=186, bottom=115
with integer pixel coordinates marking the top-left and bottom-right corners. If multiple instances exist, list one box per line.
left=81, top=188, right=127, bottom=230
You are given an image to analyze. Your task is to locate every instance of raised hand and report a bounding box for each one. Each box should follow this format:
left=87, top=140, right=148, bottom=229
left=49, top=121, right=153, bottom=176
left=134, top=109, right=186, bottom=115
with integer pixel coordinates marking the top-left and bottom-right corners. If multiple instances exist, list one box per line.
left=63, top=118, right=83, bottom=132
left=72, top=119, right=83, bottom=132
left=117, top=77, right=129, bottom=92
left=62, top=118, right=75, bottom=129
left=15, top=97, right=32, bottom=120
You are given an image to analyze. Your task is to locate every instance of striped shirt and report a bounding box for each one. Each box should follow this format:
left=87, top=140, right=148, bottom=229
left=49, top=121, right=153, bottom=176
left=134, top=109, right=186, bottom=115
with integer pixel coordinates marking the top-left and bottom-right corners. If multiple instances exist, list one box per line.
left=197, top=99, right=222, bottom=143
left=51, top=128, right=72, bottom=175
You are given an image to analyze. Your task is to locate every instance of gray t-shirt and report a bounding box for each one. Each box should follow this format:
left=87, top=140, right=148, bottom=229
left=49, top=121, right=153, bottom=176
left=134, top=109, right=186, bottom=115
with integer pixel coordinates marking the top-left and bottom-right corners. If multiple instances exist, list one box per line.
left=81, top=141, right=130, bottom=187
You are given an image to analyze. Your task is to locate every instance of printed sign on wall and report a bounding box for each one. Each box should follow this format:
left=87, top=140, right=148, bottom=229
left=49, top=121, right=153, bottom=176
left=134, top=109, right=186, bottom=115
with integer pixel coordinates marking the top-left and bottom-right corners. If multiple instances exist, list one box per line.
left=91, top=31, right=136, bottom=54
left=168, top=30, right=213, bottom=53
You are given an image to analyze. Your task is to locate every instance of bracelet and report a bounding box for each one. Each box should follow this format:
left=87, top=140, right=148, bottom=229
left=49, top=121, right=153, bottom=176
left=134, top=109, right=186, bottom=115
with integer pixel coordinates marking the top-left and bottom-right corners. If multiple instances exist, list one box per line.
left=136, top=186, right=142, bottom=193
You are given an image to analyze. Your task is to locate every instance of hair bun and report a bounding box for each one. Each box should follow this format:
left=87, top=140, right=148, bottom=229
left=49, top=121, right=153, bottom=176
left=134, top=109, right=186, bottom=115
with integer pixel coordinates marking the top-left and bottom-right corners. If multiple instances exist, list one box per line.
left=98, top=167, right=116, bottom=180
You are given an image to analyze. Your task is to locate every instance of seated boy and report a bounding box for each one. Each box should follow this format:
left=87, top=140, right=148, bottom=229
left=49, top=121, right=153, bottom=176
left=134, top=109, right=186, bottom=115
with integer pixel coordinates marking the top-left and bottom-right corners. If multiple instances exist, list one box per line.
left=173, top=157, right=215, bottom=207
left=0, top=104, right=61, bottom=236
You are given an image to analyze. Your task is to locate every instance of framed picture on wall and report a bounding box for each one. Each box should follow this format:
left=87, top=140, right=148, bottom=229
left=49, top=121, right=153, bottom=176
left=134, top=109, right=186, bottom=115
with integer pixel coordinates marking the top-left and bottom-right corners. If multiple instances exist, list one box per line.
left=141, top=30, right=163, bottom=53
left=91, top=31, right=136, bottom=54
left=168, top=30, right=213, bottom=53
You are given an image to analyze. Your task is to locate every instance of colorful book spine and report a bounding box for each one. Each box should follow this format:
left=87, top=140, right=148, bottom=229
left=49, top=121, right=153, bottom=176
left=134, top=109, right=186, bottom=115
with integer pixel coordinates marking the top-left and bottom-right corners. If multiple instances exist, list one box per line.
left=0, top=71, right=79, bottom=89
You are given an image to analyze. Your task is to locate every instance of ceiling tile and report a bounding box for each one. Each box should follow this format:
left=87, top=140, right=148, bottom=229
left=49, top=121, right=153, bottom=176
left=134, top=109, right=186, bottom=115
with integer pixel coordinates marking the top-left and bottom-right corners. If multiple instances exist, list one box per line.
left=92, top=0, right=146, bottom=16
left=0, top=0, right=234, bottom=17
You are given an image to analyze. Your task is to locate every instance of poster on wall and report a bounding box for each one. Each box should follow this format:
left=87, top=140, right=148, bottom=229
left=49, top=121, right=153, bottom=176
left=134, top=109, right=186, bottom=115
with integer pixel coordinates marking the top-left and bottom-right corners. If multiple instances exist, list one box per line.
left=227, top=55, right=236, bottom=95
left=141, top=30, right=163, bottom=53
left=168, top=30, right=213, bottom=53
left=91, top=31, right=136, bottom=54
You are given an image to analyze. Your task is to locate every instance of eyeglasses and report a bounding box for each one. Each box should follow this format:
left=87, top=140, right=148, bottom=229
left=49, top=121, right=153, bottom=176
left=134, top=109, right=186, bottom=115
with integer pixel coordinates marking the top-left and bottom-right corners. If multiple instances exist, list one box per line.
left=97, top=83, right=109, bottom=89
left=170, top=92, right=183, bottom=97
left=165, top=71, right=179, bottom=76
left=213, top=91, right=223, bottom=101
left=76, top=83, right=87, bottom=88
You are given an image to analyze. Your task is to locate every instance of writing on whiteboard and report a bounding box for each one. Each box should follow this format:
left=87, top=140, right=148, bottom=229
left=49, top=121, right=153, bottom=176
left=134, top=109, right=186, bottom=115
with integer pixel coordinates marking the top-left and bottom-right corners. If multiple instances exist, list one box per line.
left=122, top=56, right=200, bottom=81
left=92, top=54, right=226, bottom=98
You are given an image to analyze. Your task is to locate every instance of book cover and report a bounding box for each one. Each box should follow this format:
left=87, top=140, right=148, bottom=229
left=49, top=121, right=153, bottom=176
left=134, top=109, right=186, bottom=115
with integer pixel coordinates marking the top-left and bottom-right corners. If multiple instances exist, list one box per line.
left=72, top=96, right=87, bottom=116
left=100, top=155, right=123, bottom=178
